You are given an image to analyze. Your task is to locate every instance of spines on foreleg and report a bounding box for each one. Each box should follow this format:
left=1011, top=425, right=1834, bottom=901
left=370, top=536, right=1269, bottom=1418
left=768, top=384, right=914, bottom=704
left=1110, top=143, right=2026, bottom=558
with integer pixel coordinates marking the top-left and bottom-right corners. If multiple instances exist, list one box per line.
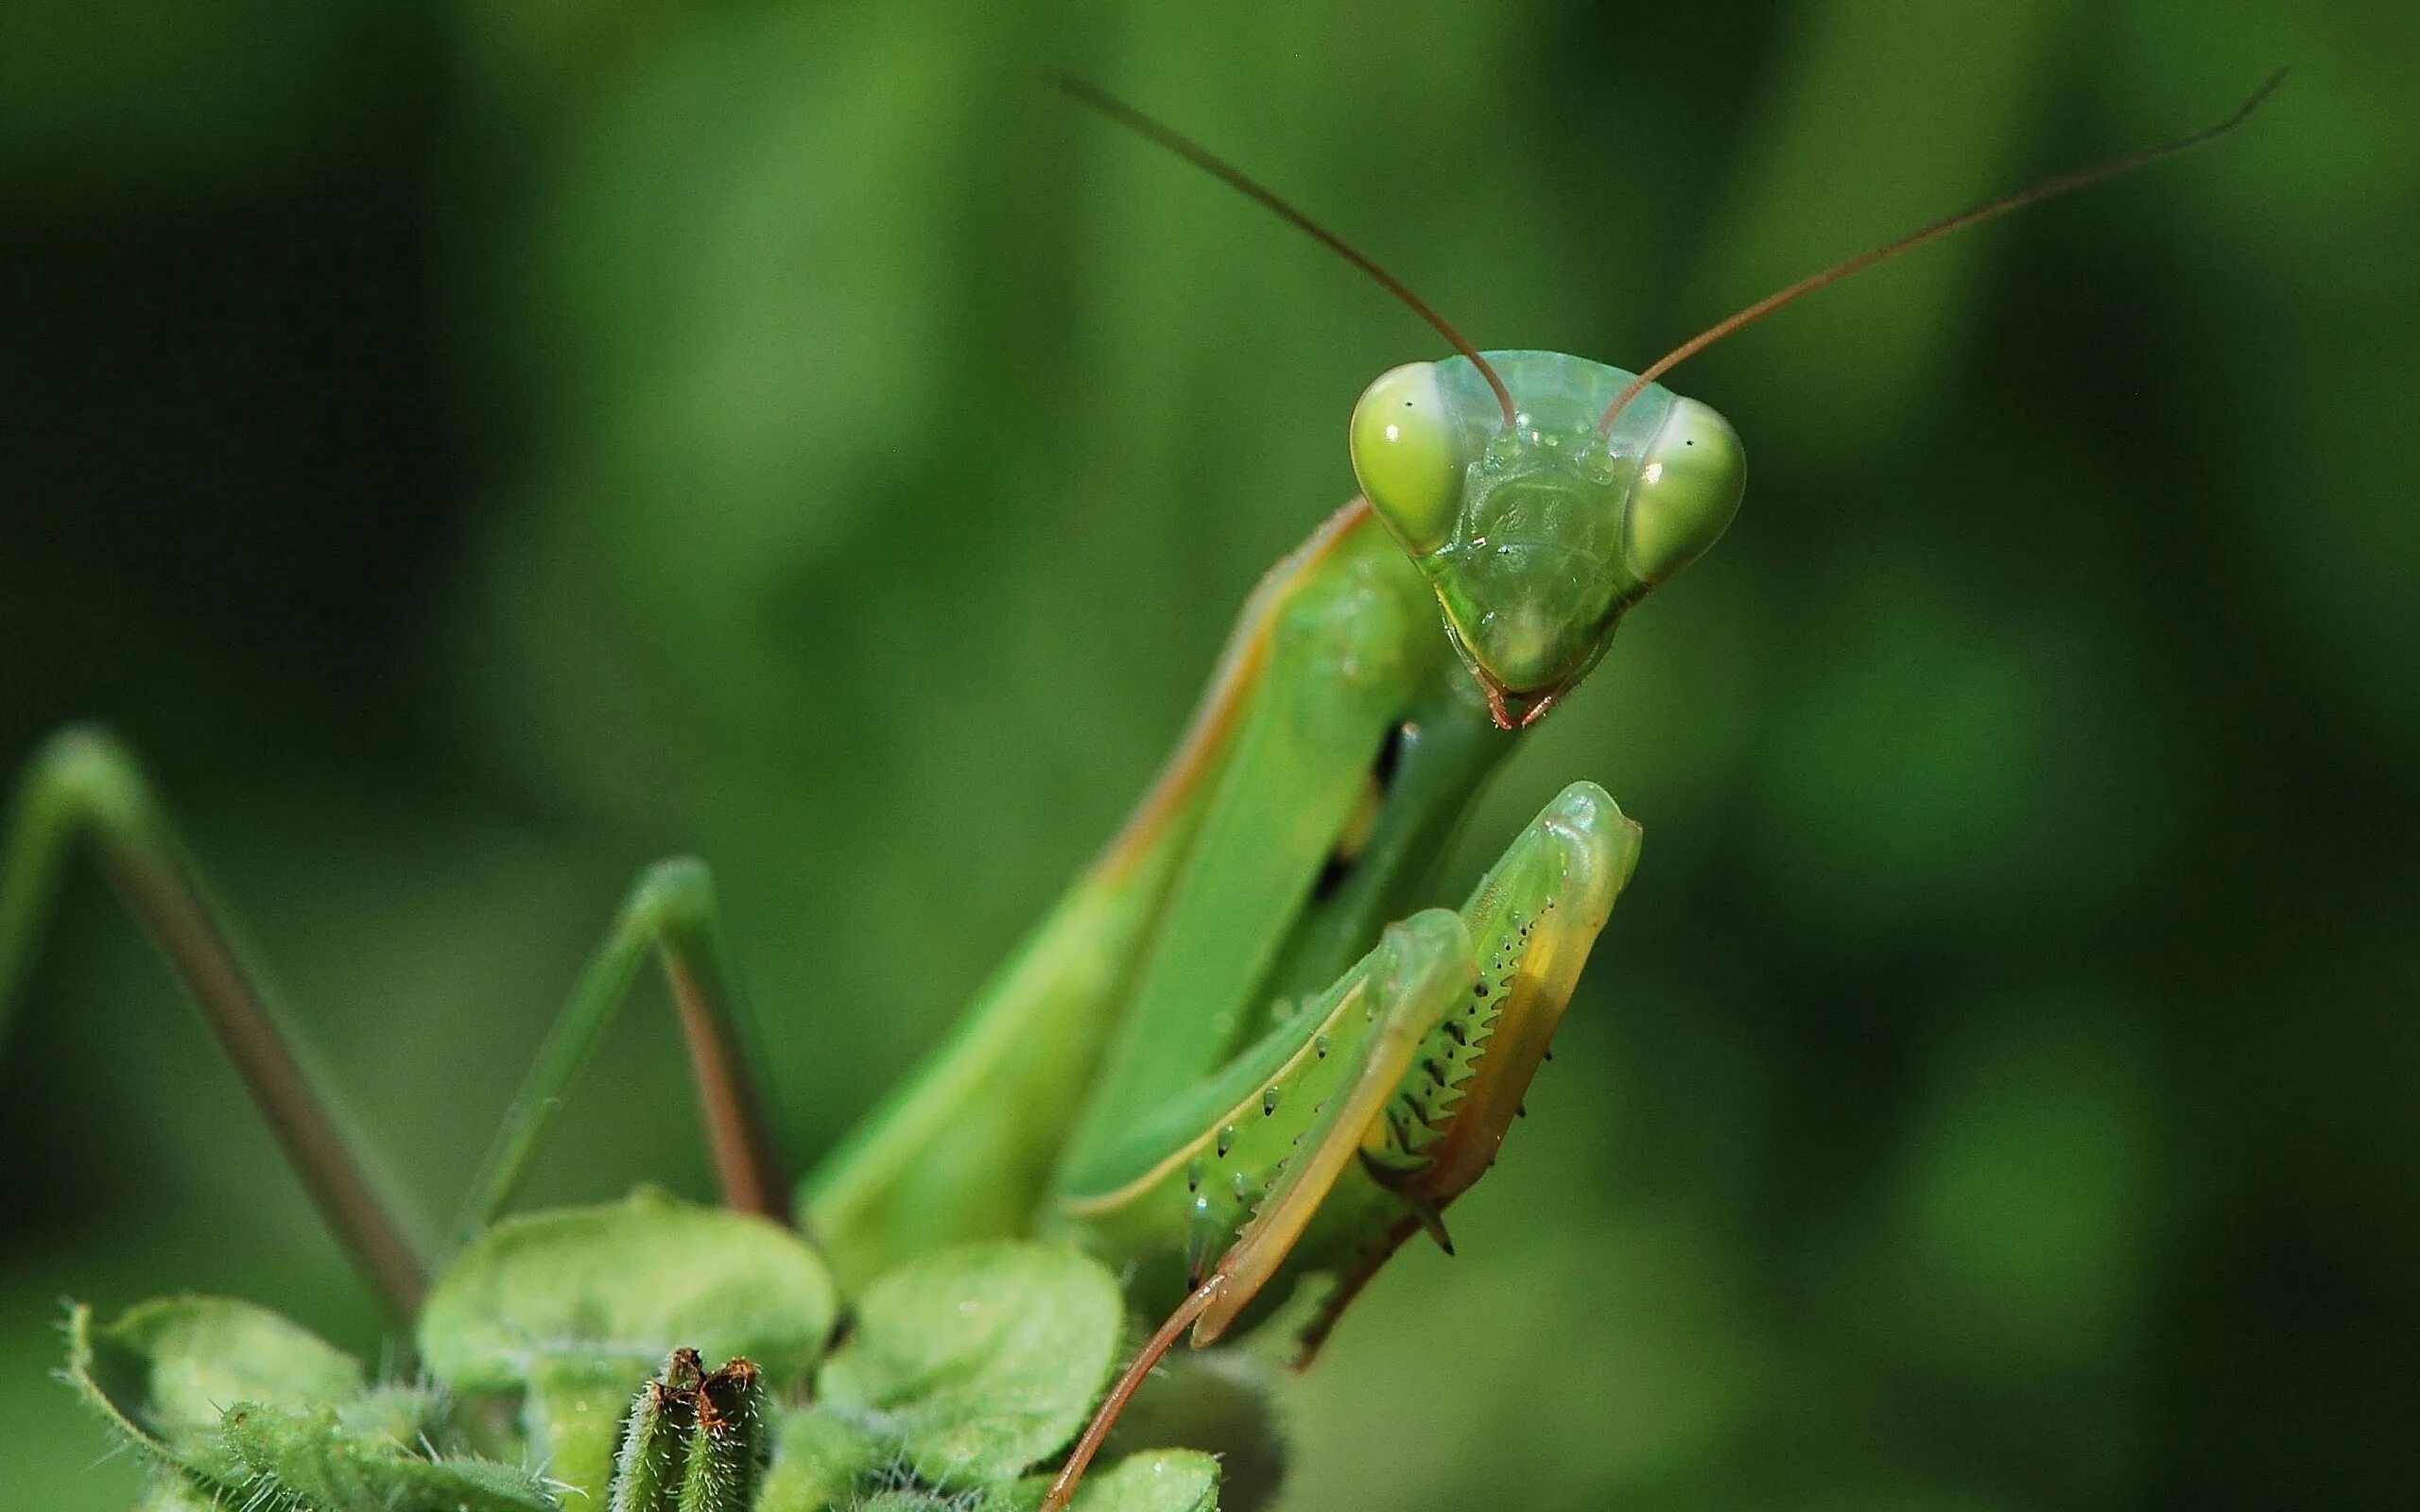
left=1293, top=782, right=1641, bottom=1365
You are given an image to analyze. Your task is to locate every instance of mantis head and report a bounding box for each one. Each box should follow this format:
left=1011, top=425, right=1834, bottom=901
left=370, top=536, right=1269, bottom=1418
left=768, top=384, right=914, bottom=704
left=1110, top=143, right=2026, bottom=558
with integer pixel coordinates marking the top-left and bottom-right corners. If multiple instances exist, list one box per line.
left=1351, top=352, right=1743, bottom=727
left=1064, top=69, right=2281, bottom=730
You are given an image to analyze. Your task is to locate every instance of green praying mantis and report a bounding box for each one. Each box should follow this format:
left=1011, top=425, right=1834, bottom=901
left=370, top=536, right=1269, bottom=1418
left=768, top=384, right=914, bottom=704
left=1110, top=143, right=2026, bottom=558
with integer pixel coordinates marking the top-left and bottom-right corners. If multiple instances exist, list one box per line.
left=0, top=73, right=2279, bottom=1512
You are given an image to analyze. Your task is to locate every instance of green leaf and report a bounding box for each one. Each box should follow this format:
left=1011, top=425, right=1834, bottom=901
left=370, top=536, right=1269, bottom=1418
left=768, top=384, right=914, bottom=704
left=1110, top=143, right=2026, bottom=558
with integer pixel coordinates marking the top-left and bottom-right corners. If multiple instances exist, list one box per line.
left=817, top=1241, right=1122, bottom=1486
left=65, top=1297, right=362, bottom=1483
left=419, top=1190, right=838, bottom=1394
left=1091, top=1352, right=1279, bottom=1512
left=221, top=1400, right=560, bottom=1511
left=843, top=1489, right=1031, bottom=1512
left=757, top=1404, right=884, bottom=1512
left=1020, top=1452, right=1220, bottom=1512
left=527, top=1354, right=639, bottom=1502
left=994, top=1452, right=1226, bottom=1512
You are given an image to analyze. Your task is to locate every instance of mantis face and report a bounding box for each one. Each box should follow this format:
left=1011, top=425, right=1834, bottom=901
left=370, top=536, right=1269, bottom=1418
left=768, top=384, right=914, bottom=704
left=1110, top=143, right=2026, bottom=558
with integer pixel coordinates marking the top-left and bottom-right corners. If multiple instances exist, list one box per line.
left=1350, top=350, right=1746, bottom=725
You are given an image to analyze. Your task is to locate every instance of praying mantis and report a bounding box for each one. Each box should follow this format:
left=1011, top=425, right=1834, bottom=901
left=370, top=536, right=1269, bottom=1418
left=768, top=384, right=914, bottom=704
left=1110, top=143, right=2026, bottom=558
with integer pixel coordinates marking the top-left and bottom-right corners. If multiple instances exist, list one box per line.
left=0, top=72, right=2278, bottom=1512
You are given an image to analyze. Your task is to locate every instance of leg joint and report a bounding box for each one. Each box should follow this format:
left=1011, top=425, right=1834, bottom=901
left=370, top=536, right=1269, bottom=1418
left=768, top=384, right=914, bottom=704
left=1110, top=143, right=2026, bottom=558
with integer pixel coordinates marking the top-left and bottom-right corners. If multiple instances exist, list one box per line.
left=627, top=855, right=718, bottom=934
left=24, top=724, right=153, bottom=833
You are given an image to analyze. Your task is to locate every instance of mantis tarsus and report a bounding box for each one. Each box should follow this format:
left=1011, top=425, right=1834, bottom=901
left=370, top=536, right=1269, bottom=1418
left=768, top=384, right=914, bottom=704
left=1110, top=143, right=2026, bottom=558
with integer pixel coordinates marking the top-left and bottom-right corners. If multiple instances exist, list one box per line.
left=0, top=70, right=2279, bottom=1512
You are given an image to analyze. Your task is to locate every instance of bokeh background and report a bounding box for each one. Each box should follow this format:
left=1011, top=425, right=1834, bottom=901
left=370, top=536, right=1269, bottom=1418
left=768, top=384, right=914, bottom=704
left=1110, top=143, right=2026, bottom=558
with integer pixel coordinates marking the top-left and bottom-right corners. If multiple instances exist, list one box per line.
left=3, top=1, right=2413, bottom=1507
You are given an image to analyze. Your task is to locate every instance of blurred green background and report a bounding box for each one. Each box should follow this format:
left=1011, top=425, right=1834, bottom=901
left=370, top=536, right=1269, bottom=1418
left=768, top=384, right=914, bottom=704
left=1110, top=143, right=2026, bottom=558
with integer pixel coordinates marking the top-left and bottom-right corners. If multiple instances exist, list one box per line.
left=3, top=1, right=2413, bottom=1507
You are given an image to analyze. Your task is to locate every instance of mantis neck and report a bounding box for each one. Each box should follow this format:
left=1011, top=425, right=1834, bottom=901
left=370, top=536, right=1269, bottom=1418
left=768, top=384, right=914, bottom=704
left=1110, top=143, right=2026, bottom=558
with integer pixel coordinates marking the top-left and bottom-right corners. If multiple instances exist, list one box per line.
left=1249, top=652, right=1513, bottom=1042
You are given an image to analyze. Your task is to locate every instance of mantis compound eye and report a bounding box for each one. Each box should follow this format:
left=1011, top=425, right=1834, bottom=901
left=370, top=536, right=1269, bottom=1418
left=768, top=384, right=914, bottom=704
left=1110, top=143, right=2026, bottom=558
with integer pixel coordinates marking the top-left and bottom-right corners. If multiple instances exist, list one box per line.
left=1621, top=395, right=1745, bottom=589
left=1350, top=362, right=1464, bottom=555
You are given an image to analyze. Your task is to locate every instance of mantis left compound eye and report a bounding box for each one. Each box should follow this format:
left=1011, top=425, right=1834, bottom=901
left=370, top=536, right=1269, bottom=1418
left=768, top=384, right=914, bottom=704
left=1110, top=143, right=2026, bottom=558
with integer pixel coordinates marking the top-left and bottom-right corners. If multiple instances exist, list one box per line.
left=1621, top=396, right=1745, bottom=590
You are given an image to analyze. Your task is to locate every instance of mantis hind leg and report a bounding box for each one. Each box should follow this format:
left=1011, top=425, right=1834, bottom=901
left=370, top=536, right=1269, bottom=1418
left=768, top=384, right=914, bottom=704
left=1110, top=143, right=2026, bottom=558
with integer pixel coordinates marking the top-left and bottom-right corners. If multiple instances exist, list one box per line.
left=0, top=726, right=794, bottom=1317
left=0, top=727, right=427, bottom=1314
left=448, top=853, right=787, bottom=1250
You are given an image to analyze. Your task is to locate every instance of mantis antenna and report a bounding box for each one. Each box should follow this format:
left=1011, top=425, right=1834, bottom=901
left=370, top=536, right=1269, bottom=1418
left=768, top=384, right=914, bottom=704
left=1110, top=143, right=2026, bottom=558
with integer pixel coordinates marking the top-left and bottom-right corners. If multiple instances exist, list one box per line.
left=1597, top=68, right=2288, bottom=435
left=1061, top=75, right=1520, bottom=429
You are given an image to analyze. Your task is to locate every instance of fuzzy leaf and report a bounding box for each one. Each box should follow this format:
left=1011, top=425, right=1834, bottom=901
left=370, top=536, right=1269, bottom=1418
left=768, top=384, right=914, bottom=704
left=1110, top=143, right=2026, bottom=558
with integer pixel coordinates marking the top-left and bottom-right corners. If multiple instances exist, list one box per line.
left=1010, top=1452, right=1220, bottom=1512
left=221, top=1400, right=560, bottom=1511
left=1074, top=1451, right=1220, bottom=1512
left=419, top=1190, right=838, bottom=1395
left=757, top=1404, right=885, bottom=1511
left=65, top=1297, right=362, bottom=1483
left=1092, top=1351, right=1279, bottom=1512
left=527, top=1354, right=640, bottom=1501
left=846, top=1490, right=1033, bottom=1512
left=817, top=1241, right=1121, bottom=1486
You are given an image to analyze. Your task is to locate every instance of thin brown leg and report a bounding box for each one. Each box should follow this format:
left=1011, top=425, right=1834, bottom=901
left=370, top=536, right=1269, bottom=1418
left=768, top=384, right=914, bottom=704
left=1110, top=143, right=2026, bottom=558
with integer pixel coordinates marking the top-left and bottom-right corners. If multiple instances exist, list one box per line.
left=0, top=729, right=428, bottom=1316
left=1042, top=1275, right=1227, bottom=1512
left=450, top=856, right=790, bottom=1252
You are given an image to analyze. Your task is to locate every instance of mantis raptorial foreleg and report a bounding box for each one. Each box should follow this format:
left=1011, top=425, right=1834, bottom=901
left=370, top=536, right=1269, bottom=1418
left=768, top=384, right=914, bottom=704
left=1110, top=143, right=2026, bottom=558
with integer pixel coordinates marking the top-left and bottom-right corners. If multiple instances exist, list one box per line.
left=1046, top=779, right=1638, bottom=1327
left=1040, top=782, right=1639, bottom=1510
left=0, top=728, right=793, bottom=1310
left=1042, top=909, right=1477, bottom=1511
left=804, top=500, right=1454, bottom=1291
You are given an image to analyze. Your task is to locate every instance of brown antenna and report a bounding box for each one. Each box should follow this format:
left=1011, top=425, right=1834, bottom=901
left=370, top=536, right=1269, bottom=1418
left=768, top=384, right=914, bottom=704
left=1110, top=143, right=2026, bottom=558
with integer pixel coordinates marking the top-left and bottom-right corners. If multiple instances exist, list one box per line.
left=1062, top=76, right=1519, bottom=428
left=1598, top=68, right=2286, bottom=436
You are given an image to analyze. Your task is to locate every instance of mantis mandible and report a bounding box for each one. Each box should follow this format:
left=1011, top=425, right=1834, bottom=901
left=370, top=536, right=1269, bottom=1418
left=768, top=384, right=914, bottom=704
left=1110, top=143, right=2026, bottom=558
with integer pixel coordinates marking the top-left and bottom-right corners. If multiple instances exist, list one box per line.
left=0, top=70, right=2279, bottom=1512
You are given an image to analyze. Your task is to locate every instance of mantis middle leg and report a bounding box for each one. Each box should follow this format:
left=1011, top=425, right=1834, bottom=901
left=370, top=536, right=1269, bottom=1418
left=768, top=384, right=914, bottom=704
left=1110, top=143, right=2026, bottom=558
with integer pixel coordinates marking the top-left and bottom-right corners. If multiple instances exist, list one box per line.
left=0, top=727, right=793, bottom=1316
